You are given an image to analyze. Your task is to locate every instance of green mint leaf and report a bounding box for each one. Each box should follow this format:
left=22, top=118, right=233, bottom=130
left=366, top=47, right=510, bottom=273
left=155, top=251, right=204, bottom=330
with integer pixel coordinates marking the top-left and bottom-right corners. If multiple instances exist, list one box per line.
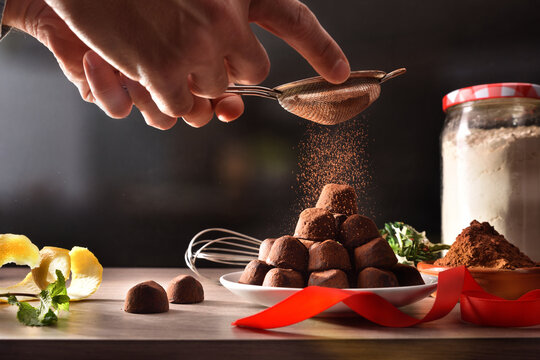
left=52, top=295, right=70, bottom=311
left=40, top=309, right=58, bottom=326
left=7, top=295, right=19, bottom=306
left=47, top=270, right=67, bottom=298
left=381, top=222, right=450, bottom=265
left=5, top=269, right=70, bottom=326
left=15, top=302, right=42, bottom=326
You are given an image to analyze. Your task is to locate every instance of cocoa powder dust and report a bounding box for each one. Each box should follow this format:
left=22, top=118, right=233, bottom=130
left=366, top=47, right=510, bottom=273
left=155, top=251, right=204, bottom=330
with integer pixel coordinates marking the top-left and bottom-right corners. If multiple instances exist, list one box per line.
left=435, top=220, right=536, bottom=269
left=294, top=118, right=373, bottom=216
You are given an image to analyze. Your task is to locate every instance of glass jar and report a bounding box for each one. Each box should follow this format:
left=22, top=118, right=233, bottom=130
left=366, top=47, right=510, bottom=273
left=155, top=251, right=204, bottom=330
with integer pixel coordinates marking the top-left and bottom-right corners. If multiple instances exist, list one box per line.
left=441, top=83, right=540, bottom=261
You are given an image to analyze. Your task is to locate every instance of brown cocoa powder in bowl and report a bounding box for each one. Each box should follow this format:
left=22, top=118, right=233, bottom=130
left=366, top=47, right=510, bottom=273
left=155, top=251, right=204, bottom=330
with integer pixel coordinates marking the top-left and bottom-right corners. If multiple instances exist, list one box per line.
left=434, top=220, right=536, bottom=269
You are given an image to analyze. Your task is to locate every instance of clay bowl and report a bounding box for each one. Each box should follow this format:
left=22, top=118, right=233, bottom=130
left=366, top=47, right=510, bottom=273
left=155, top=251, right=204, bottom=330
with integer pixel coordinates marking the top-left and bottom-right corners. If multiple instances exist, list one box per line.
left=417, top=262, right=540, bottom=300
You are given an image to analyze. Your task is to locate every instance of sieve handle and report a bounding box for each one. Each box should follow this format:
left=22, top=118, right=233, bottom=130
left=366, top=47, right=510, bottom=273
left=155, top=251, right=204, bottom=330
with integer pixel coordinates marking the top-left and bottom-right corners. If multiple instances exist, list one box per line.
left=380, top=68, right=407, bottom=84
left=225, top=85, right=280, bottom=100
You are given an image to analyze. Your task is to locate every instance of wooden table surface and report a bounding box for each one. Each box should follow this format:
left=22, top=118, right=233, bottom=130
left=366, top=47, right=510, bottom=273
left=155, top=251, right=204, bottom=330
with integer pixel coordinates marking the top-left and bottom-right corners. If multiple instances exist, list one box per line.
left=1, top=268, right=538, bottom=360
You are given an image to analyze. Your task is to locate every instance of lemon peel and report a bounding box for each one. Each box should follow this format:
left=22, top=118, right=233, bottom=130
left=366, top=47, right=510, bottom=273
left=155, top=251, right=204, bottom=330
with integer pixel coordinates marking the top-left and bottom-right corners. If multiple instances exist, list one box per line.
left=31, top=246, right=71, bottom=290
left=67, top=246, right=103, bottom=301
left=1, top=236, right=103, bottom=302
left=0, top=234, right=42, bottom=302
left=0, top=234, right=40, bottom=268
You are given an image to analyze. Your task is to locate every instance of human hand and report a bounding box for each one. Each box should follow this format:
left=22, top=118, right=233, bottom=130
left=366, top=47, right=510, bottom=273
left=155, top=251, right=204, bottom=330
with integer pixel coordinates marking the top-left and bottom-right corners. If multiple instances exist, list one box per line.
left=46, top=0, right=350, bottom=128
left=6, top=0, right=350, bottom=129
left=3, top=0, right=246, bottom=129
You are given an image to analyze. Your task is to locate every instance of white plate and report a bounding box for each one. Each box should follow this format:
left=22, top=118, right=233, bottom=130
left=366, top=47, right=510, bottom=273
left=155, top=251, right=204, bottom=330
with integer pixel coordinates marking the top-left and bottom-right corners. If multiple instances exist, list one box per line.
left=220, top=271, right=438, bottom=314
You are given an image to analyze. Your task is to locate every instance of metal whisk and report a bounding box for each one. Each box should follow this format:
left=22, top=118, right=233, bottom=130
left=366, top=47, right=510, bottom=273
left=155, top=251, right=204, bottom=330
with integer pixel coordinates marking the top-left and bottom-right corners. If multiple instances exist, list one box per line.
left=185, top=228, right=261, bottom=278
left=225, top=68, right=406, bottom=125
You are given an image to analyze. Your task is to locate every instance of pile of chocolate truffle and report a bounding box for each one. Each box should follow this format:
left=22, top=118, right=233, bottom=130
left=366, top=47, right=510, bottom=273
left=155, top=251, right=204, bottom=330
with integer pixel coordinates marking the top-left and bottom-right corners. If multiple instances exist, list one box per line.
left=239, top=184, right=424, bottom=289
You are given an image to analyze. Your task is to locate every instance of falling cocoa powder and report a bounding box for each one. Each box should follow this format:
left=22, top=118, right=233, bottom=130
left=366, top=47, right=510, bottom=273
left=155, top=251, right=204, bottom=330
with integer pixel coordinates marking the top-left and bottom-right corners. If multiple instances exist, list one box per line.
left=295, top=118, right=372, bottom=216
left=434, top=220, right=536, bottom=269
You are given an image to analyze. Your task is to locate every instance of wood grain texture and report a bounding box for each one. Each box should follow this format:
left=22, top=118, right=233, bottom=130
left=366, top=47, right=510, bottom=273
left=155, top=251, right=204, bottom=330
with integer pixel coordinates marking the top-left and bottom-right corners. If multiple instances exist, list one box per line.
left=1, top=268, right=539, bottom=359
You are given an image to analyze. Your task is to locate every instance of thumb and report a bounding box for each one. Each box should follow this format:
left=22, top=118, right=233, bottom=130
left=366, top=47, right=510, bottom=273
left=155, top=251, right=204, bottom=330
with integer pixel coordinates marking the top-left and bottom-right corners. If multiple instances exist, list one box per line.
left=249, top=0, right=350, bottom=84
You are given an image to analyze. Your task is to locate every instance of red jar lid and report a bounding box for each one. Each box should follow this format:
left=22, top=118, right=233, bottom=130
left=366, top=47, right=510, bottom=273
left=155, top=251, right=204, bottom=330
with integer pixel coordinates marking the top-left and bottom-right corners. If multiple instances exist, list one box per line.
left=442, top=82, right=540, bottom=112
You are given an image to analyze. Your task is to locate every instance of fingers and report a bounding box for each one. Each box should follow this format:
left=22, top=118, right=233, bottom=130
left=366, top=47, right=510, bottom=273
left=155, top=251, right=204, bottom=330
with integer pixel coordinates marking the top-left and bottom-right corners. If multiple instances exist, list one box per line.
left=182, top=92, right=244, bottom=127
left=225, top=32, right=270, bottom=85
left=83, top=51, right=133, bottom=118
left=189, top=61, right=229, bottom=98
left=140, top=73, right=195, bottom=119
left=181, top=96, right=214, bottom=128
left=249, top=0, right=350, bottom=84
left=122, top=75, right=178, bottom=130
left=212, top=94, right=244, bottom=123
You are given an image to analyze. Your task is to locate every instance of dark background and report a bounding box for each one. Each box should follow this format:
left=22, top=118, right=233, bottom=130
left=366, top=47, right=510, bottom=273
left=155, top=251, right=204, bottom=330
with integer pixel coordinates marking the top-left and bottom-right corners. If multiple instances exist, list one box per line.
left=1, top=0, right=539, bottom=267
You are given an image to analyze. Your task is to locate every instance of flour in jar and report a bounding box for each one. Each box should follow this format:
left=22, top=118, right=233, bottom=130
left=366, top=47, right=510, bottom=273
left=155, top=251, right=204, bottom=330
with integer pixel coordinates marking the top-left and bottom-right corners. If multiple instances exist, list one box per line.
left=442, top=125, right=540, bottom=261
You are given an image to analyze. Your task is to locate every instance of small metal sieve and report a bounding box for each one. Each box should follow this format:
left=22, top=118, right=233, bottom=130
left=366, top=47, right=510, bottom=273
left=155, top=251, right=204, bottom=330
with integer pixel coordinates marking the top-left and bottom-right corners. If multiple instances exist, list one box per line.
left=225, top=68, right=406, bottom=125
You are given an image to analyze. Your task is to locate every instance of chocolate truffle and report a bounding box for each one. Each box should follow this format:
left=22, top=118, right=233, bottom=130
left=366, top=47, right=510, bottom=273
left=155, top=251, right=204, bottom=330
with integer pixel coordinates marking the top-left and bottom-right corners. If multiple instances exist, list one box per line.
left=294, top=208, right=337, bottom=241
left=299, top=239, right=316, bottom=250
left=262, top=268, right=304, bottom=288
left=167, top=275, right=204, bottom=304
left=316, top=184, right=359, bottom=216
left=357, top=267, right=398, bottom=288
left=340, top=214, right=380, bottom=249
left=308, top=240, right=351, bottom=272
left=266, top=235, right=308, bottom=271
left=258, top=238, right=276, bottom=261
left=308, top=269, right=350, bottom=288
left=391, top=263, right=425, bottom=286
left=354, top=237, right=398, bottom=269
left=124, top=280, right=169, bottom=314
left=239, top=260, right=273, bottom=286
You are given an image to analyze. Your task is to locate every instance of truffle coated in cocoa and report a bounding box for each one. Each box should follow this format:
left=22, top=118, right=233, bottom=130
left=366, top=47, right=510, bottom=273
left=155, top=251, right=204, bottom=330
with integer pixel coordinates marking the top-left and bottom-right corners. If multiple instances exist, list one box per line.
left=239, top=260, right=273, bottom=286
left=266, top=235, right=308, bottom=272
left=308, top=240, right=351, bottom=272
left=357, top=267, right=399, bottom=288
left=391, top=263, right=425, bottom=286
left=354, top=237, right=398, bottom=269
left=124, top=280, right=169, bottom=314
left=294, top=208, right=337, bottom=241
left=167, top=275, right=204, bottom=304
left=262, top=268, right=304, bottom=288
left=299, top=239, right=316, bottom=250
left=258, top=238, right=276, bottom=261
left=316, top=184, right=359, bottom=216
left=308, top=269, right=349, bottom=288
left=340, top=214, right=380, bottom=249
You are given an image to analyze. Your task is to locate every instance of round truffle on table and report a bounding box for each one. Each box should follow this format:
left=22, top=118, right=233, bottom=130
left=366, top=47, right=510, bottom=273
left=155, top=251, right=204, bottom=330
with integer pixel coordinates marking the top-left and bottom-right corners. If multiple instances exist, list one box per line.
left=354, top=237, right=398, bottom=269
left=167, top=275, right=205, bottom=304
left=308, top=240, right=351, bottom=272
left=239, top=260, right=273, bottom=286
left=294, top=208, right=337, bottom=241
left=124, top=280, right=169, bottom=314
left=340, top=214, right=380, bottom=249
left=262, top=268, right=304, bottom=288
left=316, top=183, right=359, bottom=216
left=266, top=235, right=308, bottom=272
left=357, top=267, right=399, bottom=288
left=308, top=269, right=350, bottom=288
left=258, top=238, right=276, bottom=261
left=391, top=263, right=425, bottom=286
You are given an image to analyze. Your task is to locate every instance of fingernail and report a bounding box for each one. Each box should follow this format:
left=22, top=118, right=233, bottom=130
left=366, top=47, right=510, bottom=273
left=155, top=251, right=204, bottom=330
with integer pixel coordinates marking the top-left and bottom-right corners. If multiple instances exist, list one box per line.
left=85, top=51, right=101, bottom=70
left=331, top=59, right=350, bottom=83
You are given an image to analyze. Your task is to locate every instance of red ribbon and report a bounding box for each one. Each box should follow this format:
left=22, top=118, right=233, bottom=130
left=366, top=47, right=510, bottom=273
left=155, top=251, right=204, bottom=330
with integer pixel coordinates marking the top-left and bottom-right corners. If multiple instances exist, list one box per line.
left=233, top=266, right=540, bottom=329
